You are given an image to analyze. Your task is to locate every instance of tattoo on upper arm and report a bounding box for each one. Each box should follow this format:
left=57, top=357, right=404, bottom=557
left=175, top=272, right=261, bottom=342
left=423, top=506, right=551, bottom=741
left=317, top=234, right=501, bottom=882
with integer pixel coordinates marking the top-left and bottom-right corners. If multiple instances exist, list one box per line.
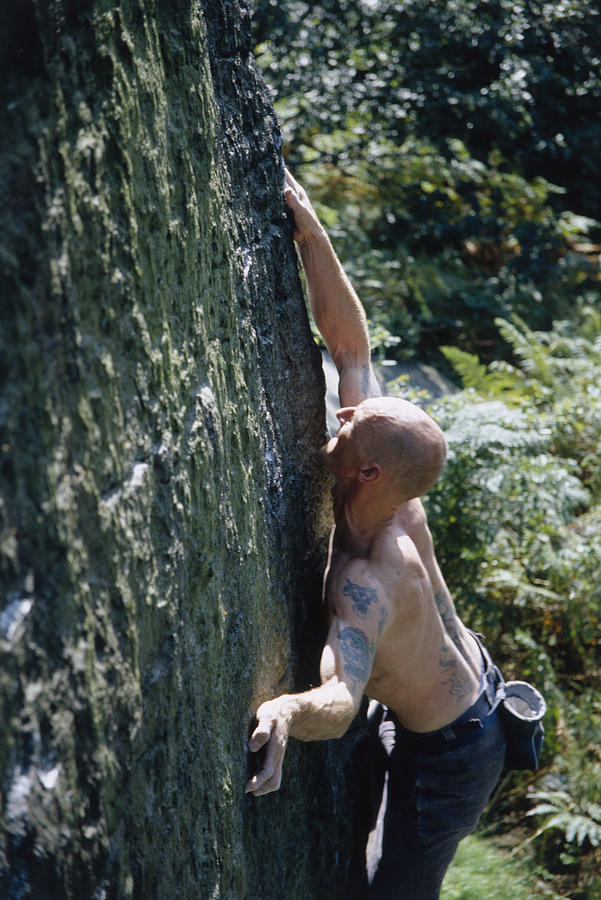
left=343, top=579, right=377, bottom=617
left=338, top=626, right=372, bottom=686
left=343, top=578, right=388, bottom=639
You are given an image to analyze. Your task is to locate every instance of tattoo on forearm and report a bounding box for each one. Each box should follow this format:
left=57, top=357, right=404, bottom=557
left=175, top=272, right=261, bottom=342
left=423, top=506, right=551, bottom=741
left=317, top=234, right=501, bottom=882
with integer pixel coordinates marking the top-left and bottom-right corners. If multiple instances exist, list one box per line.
left=339, top=626, right=372, bottom=686
left=439, top=643, right=472, bottom=701
left=343, top=579, right=377, bottom=618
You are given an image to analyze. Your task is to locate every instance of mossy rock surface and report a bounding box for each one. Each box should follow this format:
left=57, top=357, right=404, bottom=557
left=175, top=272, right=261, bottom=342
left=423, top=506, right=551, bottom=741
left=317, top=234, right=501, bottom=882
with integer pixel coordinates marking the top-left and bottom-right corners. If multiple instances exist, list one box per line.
left=0, top=2, right=366, bottom=897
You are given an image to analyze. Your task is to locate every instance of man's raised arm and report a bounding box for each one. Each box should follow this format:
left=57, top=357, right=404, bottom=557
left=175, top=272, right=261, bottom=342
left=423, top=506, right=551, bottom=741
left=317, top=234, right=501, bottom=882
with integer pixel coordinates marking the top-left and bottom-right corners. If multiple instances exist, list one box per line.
left=284, top=170, right=381, bottom=407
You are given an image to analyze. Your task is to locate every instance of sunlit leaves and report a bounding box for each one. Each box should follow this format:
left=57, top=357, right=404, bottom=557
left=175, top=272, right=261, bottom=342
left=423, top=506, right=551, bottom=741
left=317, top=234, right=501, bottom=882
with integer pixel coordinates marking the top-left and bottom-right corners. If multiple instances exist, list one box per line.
left=252, top=0, right=601, bottom=362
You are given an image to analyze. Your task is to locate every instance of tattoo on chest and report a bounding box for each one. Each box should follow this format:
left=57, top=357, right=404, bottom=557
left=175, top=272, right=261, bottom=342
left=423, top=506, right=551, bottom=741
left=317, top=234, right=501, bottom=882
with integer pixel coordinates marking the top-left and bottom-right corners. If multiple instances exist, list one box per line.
left=338, top=626, right=372, bottom=685
left=343, top=579, right=377, bottom=617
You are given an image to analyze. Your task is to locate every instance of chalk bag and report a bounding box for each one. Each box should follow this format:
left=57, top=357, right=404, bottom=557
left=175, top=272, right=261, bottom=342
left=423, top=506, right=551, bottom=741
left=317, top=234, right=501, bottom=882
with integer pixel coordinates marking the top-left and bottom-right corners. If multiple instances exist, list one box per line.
left=499, top=680, right=547, bottom=772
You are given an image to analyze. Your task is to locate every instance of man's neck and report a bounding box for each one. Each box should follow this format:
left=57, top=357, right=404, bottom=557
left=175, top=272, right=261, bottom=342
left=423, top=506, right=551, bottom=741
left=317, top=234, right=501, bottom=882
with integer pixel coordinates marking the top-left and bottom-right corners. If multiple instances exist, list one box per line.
left=333, top=485, right=399, bottom=556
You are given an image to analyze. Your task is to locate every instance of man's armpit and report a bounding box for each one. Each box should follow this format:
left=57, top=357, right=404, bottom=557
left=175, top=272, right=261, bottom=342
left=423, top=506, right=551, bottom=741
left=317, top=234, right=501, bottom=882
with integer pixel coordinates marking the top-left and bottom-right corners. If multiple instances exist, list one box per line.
left=339, top=365, right=381, bottom=407
left=338, top=625, right=372, bottom=686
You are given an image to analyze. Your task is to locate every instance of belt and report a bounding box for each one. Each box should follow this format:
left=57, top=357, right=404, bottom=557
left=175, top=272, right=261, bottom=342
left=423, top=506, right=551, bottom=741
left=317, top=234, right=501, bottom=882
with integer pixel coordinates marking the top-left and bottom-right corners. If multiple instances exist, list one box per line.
left=396, top=689, right=497, bottom=755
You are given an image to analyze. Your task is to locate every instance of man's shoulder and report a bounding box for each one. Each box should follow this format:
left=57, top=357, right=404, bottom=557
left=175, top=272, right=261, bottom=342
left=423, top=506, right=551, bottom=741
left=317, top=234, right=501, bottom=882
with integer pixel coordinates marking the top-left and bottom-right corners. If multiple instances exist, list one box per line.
left=337, top=556, right=385, bottom=589
left=397, top=497, right=429, bottom=531
left=391, top=499, right=434, bottom=558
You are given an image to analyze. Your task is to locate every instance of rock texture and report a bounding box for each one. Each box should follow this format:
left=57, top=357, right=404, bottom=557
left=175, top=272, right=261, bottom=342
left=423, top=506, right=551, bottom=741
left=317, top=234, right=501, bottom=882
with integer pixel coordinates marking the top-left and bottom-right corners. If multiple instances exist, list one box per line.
left=0, top=2, right=365, bottom=896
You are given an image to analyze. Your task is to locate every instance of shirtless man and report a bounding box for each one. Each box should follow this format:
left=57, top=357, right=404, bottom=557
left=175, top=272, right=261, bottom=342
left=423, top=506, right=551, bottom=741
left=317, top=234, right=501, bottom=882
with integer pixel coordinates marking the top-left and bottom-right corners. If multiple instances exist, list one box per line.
left=246, top=171, right=506, bottom=898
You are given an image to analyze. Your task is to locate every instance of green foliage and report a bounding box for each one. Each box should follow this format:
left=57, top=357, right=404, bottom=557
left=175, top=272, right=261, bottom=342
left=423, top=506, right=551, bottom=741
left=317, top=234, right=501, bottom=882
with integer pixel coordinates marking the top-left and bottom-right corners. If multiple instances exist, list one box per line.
left=439, top=305, right=601, bottom=495
left=423, top=308, right=601, bottom=660
left=422, top=393, right=590, bottom=651
left=529, top=789, right=601, bottom=850
left=441, top=833, right=559, bottom=899
left=525, top=699, right=601, bottom=892
left=440, top=347, right=513, bottom=397
left=254, top=0, right=601, bottom=212
left=252, top=0, right=601, bottom=363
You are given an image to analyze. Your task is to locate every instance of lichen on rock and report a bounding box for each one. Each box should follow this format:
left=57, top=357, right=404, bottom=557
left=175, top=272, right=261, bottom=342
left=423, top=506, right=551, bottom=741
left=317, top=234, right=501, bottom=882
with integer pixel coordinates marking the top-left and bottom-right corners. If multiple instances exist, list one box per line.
left=0, top=1, right=365, bottom=898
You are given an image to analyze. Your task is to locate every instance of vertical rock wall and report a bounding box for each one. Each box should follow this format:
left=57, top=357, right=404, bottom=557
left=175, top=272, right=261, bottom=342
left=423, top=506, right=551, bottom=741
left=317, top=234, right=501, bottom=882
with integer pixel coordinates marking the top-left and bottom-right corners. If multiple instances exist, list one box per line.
left=0, top=1, right=364, bottom=896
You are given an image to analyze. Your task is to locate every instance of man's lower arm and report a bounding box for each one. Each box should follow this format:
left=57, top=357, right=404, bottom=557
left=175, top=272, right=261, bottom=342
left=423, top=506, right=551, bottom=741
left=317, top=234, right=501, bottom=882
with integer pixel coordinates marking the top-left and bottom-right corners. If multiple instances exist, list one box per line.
left=298, top=232, right=371, bottom=370
left=280, top=681, right=357, bottom=742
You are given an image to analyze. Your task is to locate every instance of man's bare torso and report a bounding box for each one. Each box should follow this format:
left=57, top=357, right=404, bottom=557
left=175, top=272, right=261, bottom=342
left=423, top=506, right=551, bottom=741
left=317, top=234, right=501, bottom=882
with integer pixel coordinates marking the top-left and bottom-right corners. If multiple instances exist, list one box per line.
left=326, top=498, right=483, bottom=733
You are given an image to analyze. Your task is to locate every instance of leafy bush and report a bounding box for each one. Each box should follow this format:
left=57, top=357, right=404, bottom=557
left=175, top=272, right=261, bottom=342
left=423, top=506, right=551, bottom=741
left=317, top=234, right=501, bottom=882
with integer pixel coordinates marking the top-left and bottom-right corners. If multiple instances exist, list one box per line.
left=525, top=695, right=601, bottom=895
left=420, top=306, right=601, bottom=655
left=252, top=0, right=601, bottom=362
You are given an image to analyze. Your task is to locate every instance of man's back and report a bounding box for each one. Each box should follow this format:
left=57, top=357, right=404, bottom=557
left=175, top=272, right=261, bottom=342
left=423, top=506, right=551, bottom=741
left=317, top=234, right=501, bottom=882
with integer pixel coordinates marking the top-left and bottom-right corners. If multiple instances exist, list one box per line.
left=326, top=498, right=483, bottom=733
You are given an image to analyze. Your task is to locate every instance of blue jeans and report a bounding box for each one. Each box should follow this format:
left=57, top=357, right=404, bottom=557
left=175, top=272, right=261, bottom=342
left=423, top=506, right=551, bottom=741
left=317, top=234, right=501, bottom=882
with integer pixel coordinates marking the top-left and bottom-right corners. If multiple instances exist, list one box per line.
left=362, top=645, right=506, bottom=899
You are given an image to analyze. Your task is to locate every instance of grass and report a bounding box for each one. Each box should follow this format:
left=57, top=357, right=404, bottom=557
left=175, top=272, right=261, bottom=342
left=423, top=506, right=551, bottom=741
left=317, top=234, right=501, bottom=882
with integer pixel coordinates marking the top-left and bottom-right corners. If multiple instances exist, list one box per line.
left=441, top=833, right=565, bottom=900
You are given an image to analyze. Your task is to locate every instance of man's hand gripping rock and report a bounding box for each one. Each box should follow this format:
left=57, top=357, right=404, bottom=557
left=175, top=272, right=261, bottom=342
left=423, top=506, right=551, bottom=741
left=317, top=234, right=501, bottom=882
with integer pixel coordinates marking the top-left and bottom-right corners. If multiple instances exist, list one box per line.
left=245, top=698, right=291, bottom=797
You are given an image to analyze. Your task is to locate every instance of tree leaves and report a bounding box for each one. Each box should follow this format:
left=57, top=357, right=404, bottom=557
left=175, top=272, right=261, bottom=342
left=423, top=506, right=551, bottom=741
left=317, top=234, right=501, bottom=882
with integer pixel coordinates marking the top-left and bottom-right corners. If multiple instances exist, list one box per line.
left=252, top=0, right=601, bottom=363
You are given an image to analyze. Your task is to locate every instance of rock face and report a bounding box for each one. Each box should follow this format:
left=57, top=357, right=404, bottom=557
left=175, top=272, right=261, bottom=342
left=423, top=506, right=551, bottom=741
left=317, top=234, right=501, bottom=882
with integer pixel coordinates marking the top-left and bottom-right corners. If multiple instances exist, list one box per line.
left=0, top=2, right=365, bottom=897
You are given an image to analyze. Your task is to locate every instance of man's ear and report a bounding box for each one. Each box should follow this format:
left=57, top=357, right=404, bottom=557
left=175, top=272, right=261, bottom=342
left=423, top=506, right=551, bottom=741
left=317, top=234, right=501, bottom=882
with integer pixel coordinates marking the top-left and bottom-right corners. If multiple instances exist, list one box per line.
left=358, top=463, right=381, bottom=484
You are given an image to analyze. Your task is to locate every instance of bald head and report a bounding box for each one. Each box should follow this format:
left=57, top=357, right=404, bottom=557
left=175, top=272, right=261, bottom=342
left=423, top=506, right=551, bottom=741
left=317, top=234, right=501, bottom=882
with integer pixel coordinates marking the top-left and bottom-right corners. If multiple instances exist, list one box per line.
left=352, top=397, right=447, bottom=501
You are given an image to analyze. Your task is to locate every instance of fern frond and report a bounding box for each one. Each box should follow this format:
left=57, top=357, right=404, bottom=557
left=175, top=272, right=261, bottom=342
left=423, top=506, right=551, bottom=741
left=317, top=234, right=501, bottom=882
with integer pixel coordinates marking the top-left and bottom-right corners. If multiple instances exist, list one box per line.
left=528, top=787, right=601, bottom=848
left=440, top=347, right=487, bottom=391
left=495, top=314, right=557, bottom=383
left=528, top=802, right=563, bottom=817
left=567, top=816, right=601, bottom=847
left=440, top=347, right=524, bottom=401
left=443, top=401, right=543, bottom=453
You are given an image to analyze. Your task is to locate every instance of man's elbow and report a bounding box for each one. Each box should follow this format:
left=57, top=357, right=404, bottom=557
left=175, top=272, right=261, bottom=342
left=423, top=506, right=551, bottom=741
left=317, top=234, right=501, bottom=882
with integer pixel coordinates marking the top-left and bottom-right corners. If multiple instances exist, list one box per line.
left=338, top=364, right=381, bottom=405
left=329, top=684, right=360, bottom=738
